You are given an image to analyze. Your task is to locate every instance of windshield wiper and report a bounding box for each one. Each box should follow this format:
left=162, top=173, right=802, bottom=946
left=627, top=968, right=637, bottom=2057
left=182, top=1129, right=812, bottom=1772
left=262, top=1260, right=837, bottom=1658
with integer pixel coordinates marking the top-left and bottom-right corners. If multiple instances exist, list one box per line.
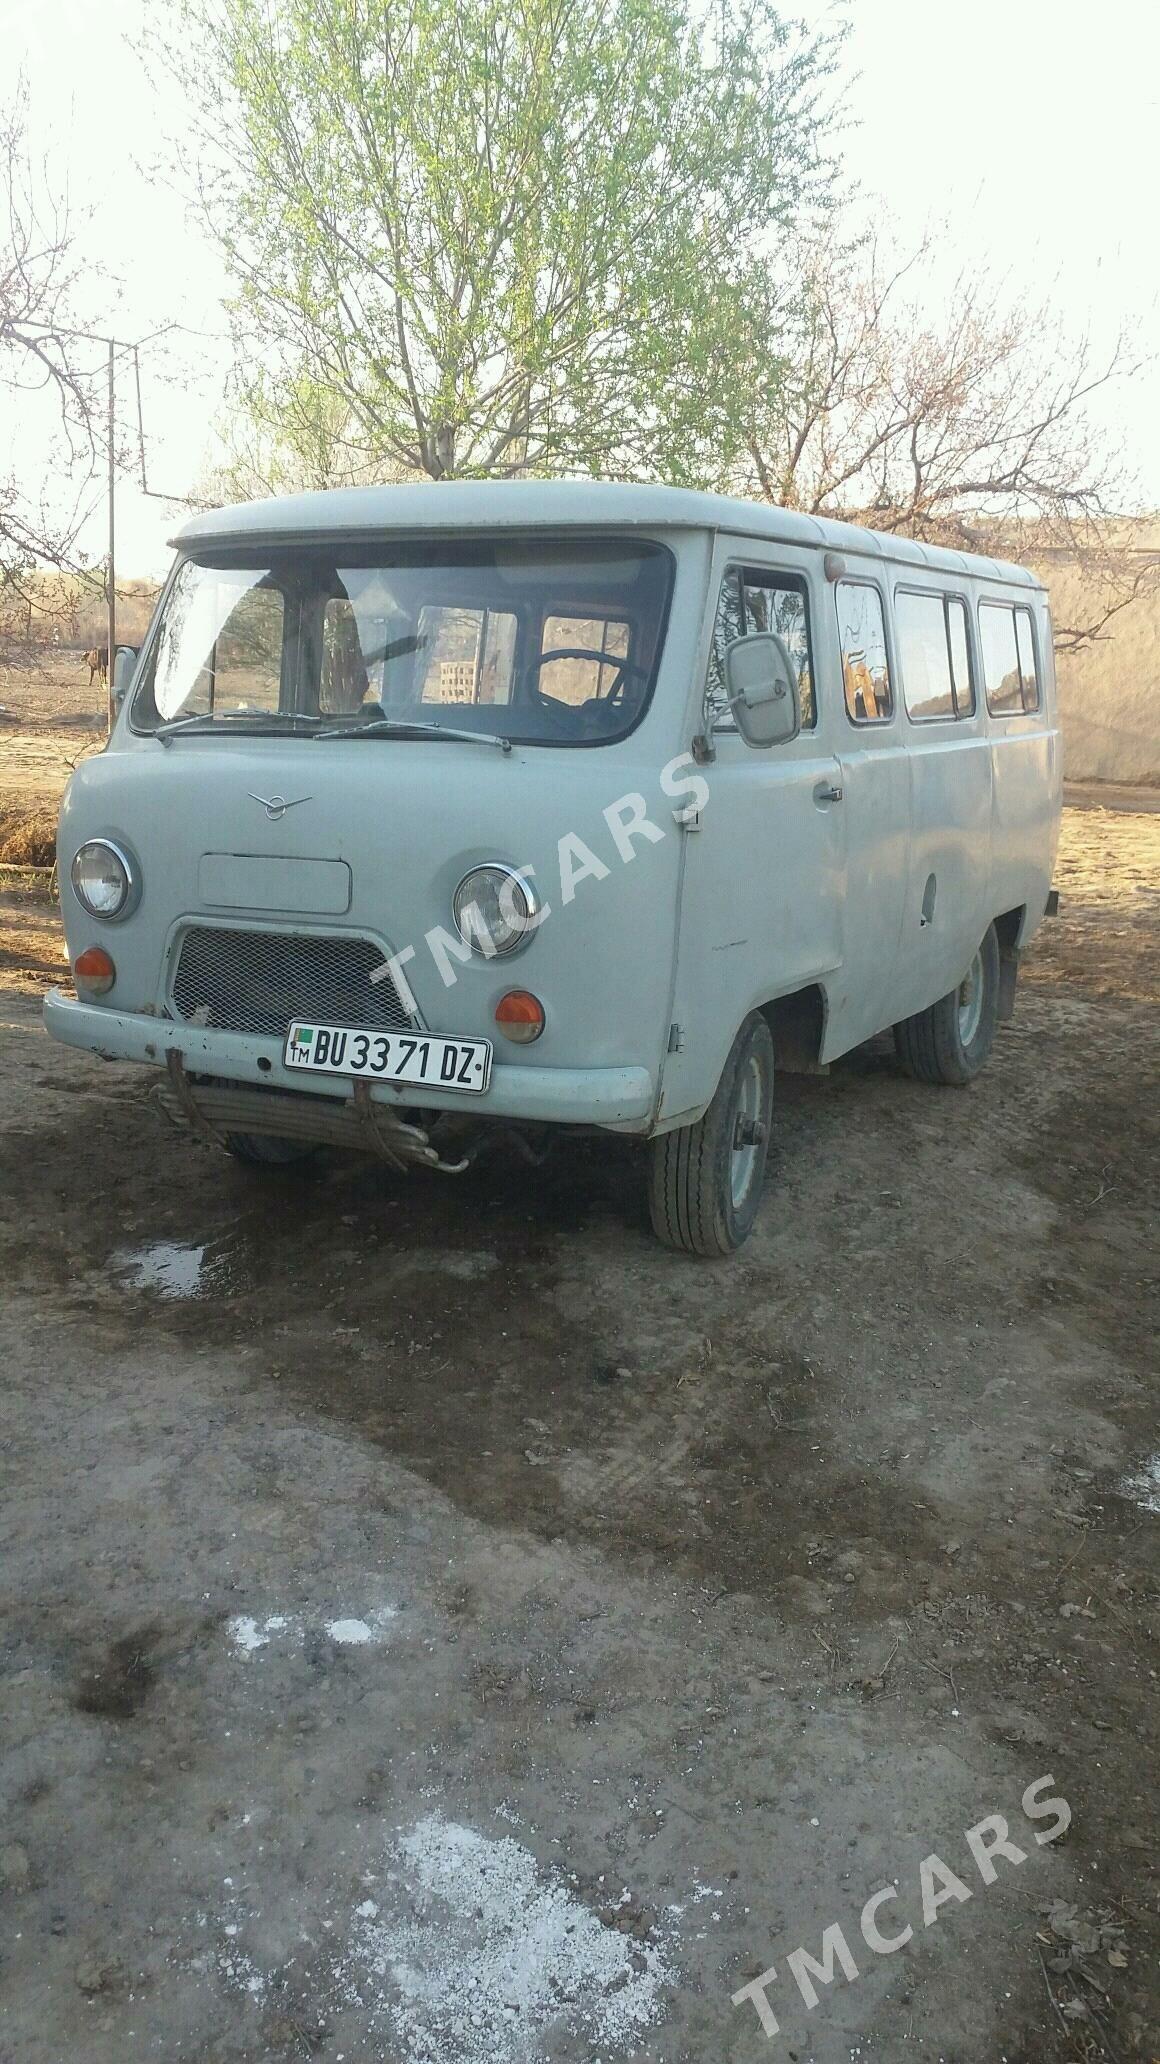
left=154, top=711, right=324, bottom=745
left=315, top=717, right=513, bottom=753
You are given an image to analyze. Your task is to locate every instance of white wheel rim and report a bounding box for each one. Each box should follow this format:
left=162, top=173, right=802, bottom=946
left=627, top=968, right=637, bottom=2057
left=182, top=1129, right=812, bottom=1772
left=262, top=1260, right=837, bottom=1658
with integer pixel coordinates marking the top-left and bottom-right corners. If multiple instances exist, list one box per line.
left=730, top=1054, right=765, bottom=1209
left=957, top=950, right=984, bottom=1045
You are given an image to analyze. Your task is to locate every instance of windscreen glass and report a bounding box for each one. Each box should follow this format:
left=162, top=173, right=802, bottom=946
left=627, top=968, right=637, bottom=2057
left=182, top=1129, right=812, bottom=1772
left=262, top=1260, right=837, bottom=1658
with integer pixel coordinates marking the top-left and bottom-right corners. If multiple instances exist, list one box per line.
left=133, top=537, right=673, bottom=745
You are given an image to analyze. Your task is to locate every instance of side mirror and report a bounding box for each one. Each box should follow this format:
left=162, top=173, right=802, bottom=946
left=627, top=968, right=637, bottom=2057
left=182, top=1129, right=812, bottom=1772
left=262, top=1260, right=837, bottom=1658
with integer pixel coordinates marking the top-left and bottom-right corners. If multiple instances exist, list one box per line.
left=723, top=632, right=800, bottom=749
left=111, top=646, right=139, bottom=709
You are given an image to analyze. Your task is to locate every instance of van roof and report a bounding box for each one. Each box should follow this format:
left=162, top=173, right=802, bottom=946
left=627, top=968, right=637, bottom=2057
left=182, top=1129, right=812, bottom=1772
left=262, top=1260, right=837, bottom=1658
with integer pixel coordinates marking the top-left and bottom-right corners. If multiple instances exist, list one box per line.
left=174, top=480, right=1042, bottom=589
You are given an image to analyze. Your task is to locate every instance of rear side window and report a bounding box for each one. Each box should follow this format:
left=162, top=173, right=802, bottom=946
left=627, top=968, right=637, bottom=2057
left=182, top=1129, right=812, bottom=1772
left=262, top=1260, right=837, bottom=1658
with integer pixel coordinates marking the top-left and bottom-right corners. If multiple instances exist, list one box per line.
left=896, top=590, right=976, bottom=721
left=980, top=601, right=1040, bottom=714
left=947, top=599, right=975, bottom=715
left=836, top=581, right=893, bottom=723
left=1014, top=609, right=1040, bottom=711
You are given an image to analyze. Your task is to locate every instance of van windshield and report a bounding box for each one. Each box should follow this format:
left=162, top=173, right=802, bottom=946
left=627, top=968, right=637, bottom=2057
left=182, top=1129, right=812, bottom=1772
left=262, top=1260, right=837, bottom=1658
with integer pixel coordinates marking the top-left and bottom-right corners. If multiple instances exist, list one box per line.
left=132, top=536, right=673, bottom=747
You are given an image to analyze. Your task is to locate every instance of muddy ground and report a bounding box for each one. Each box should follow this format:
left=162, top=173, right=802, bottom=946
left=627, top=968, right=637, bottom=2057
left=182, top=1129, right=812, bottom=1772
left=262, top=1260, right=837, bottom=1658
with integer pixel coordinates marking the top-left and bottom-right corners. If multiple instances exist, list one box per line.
left=0, top=774, right=1157, bottom=2062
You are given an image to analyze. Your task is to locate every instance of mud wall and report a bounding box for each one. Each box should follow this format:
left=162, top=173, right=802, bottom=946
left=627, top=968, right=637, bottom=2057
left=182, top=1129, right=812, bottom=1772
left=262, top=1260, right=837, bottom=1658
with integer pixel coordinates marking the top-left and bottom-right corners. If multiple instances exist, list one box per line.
left=1042, top=536, right=1160, bottom=785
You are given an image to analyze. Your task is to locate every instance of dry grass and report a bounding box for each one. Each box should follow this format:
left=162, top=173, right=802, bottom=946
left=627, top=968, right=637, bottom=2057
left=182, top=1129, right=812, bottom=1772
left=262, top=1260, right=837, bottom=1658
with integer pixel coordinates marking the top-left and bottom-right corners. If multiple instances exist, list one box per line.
left=0, top=810, right=57, bottom=867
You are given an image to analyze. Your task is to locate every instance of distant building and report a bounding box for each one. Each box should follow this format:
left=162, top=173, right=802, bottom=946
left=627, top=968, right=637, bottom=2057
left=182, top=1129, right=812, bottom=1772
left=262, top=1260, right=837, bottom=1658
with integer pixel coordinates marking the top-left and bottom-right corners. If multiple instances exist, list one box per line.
left=435, top=660, right=476, bottom=703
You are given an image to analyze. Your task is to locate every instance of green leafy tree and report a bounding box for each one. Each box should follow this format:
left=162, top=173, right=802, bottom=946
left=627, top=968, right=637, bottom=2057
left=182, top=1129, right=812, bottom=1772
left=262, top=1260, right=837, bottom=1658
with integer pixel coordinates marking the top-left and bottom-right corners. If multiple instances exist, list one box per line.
left=157, top=0, right=839, bottom=486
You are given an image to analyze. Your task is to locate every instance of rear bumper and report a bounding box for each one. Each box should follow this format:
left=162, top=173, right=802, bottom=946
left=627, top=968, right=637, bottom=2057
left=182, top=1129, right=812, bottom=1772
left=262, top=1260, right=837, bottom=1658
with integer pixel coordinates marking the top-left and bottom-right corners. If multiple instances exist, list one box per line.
left=42, top=991, right=656, bottom=1131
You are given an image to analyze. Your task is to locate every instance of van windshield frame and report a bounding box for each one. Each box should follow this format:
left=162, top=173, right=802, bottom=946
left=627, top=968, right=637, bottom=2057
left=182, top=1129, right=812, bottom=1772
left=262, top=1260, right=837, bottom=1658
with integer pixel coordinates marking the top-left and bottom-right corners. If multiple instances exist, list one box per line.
left=130, top=534, right=675, bottom=748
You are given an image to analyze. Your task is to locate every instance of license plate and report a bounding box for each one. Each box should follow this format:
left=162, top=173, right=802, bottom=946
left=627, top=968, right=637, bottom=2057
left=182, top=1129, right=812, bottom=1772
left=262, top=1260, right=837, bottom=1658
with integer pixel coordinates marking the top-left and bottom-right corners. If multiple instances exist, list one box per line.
left=284, top=1021, right=492, bottom=1094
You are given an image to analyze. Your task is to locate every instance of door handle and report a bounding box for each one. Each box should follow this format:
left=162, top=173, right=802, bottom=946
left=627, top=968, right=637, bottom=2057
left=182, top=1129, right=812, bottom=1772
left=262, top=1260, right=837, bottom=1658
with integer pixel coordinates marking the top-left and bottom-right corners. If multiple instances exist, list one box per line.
left=814, top=782, right=844, bottom=804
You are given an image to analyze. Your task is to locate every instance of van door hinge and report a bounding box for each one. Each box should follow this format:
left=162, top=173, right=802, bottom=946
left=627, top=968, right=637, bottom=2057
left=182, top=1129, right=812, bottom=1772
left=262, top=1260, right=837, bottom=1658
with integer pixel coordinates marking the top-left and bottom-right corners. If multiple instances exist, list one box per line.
left=667, top=1022, right=685, bottom=1054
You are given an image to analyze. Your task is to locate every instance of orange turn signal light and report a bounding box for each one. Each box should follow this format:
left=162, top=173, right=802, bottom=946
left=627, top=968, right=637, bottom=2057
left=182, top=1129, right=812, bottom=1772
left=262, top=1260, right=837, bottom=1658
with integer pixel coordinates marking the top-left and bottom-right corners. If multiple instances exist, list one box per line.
left=73, top=946, right=116, bottom=996
left=494, top=989, right=545, bottom=1044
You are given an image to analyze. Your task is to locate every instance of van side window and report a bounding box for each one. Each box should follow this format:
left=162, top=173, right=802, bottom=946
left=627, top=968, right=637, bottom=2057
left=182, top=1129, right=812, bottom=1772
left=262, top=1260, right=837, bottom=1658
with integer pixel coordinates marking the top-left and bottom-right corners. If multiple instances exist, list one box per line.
left=1014, top=608, right=1040, bottom=711
left=836, top=581, right=892, bottom=723
left=947, top=598, right=976, bottom=716
left=980, top=601, right=1040, bottom=715
left=896, top=590, right=976, bottom=722
left=705, top=569, right=815, bottom=730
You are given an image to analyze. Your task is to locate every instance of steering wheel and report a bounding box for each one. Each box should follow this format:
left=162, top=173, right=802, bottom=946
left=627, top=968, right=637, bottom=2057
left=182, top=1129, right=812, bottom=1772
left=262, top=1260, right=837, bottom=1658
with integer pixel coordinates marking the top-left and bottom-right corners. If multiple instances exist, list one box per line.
left=527, top=647, right=649, bottom=728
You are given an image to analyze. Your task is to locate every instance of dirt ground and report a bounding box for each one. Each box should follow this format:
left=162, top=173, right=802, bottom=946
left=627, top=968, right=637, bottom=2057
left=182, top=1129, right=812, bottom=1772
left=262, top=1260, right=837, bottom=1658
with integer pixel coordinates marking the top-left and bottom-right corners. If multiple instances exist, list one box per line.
left=0, top=687, right=1157, bottom=2060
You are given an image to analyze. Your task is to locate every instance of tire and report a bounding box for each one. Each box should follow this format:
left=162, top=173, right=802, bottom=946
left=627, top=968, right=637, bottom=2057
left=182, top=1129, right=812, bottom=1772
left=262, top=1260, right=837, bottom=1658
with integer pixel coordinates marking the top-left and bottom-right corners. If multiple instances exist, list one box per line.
left=893, top=922, right=1001, bottom=1086
left=648, top=1012, right=775, bottom=1256
left=223, top=1131, right=318, bottom=1168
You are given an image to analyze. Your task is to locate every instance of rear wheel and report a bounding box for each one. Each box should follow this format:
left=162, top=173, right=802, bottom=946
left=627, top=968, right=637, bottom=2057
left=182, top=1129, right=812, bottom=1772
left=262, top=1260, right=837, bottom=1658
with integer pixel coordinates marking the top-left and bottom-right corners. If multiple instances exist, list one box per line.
left=648, top=1012, right=774, bottom=1256
left=893, top=922, right=1001, bottom=1085
left=223, top=1132, right=318, bottom=1168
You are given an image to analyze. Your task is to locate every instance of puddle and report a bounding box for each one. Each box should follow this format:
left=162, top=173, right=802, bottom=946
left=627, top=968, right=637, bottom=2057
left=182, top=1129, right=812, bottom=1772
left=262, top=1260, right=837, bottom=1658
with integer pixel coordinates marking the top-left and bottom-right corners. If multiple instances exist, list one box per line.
left=108, top=1235, right=249, bottom=1300
left=110, top=1240, right=210, bottom=1298
left=105, top=1218, right=494, bottom=1305
left=1120, top=1454, right=1160, bottom=1515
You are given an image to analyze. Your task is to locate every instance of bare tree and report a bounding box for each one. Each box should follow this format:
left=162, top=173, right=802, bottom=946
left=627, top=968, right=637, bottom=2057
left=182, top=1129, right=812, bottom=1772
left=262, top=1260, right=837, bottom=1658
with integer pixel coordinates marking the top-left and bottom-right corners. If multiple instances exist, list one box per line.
left=732, top=233, right=1158, bottom=651
left=0, top=84, right=106, bottom=636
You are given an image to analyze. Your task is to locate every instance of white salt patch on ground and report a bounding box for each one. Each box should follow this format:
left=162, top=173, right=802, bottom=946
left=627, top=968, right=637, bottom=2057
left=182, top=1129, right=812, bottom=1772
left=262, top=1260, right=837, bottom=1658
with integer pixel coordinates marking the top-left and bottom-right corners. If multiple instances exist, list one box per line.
left=210, top=1902, right=267, bottom=2005
left=226, top=1615, right=274, bottom=1654
left=1121, top=1453, right=1160, bottom=1514
left=325, top=1618, right=374, bottom=1645
left=226, top=1607, right=395, bottom=1654
left=335, top=1813, right=676, bottom=2063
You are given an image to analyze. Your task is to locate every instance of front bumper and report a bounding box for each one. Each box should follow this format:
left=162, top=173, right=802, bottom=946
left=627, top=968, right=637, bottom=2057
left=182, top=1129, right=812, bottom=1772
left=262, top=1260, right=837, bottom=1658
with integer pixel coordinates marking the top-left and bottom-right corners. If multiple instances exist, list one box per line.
left=42, top=991, right=656, bottom=1132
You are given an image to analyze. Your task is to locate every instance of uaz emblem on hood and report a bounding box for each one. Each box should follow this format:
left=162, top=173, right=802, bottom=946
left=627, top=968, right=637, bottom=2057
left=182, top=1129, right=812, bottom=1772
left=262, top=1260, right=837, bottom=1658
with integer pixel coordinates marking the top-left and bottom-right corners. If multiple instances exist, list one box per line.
left=248, top=792, right=313, bottom=821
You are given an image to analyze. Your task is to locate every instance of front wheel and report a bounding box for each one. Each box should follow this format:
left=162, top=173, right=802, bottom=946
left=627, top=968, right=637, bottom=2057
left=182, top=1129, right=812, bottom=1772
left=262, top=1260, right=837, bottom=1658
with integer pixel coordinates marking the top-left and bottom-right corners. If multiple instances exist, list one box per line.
left=648, top=1012, right=774, bottom=1256
left=893, top=922, right=1001, bottom=1085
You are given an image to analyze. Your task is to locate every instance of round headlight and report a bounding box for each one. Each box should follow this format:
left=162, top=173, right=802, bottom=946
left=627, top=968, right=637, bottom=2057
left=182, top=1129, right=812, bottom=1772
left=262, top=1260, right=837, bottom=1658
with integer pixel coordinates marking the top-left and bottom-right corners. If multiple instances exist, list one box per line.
left=71, top=840, right=135, bottom=920
left=453, top=865, right=537, bottom=957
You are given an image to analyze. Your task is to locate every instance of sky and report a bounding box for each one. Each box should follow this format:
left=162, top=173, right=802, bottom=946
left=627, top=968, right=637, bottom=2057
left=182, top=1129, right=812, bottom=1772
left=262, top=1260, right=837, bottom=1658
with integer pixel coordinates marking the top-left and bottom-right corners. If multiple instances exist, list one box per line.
left=3, top=0, right=1159, bottom=577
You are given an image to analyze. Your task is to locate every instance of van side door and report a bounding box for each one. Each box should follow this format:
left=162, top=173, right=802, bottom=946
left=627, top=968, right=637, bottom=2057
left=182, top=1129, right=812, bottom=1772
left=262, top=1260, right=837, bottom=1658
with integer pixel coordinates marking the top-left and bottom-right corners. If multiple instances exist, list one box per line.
left=826, top=574, right=913, bottom=1053
left=889, top=583, right=993, bottom=1021
left=658, top=546, right=846, bottom=1129
left=980, top=592, right=1061, bottom=940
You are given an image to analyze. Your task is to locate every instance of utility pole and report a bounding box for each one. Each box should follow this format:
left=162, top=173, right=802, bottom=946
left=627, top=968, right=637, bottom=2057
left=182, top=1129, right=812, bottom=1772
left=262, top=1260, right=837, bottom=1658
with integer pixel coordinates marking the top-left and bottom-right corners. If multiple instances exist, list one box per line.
left=107, top=340, right=116, bottom=734
left=18, top=319, right=191, bottom=734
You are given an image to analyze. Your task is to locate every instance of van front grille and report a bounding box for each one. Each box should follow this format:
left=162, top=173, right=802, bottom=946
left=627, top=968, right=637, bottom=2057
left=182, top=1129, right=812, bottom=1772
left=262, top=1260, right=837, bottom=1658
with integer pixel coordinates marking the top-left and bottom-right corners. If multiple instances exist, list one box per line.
left=169, top=925, right=414, bottom=1038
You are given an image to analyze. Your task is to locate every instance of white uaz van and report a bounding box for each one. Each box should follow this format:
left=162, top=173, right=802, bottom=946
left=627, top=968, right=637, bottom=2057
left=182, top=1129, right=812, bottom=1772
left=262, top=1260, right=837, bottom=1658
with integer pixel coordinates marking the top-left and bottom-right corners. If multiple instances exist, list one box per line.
left=46, top=483, right=1061, bottom=1255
